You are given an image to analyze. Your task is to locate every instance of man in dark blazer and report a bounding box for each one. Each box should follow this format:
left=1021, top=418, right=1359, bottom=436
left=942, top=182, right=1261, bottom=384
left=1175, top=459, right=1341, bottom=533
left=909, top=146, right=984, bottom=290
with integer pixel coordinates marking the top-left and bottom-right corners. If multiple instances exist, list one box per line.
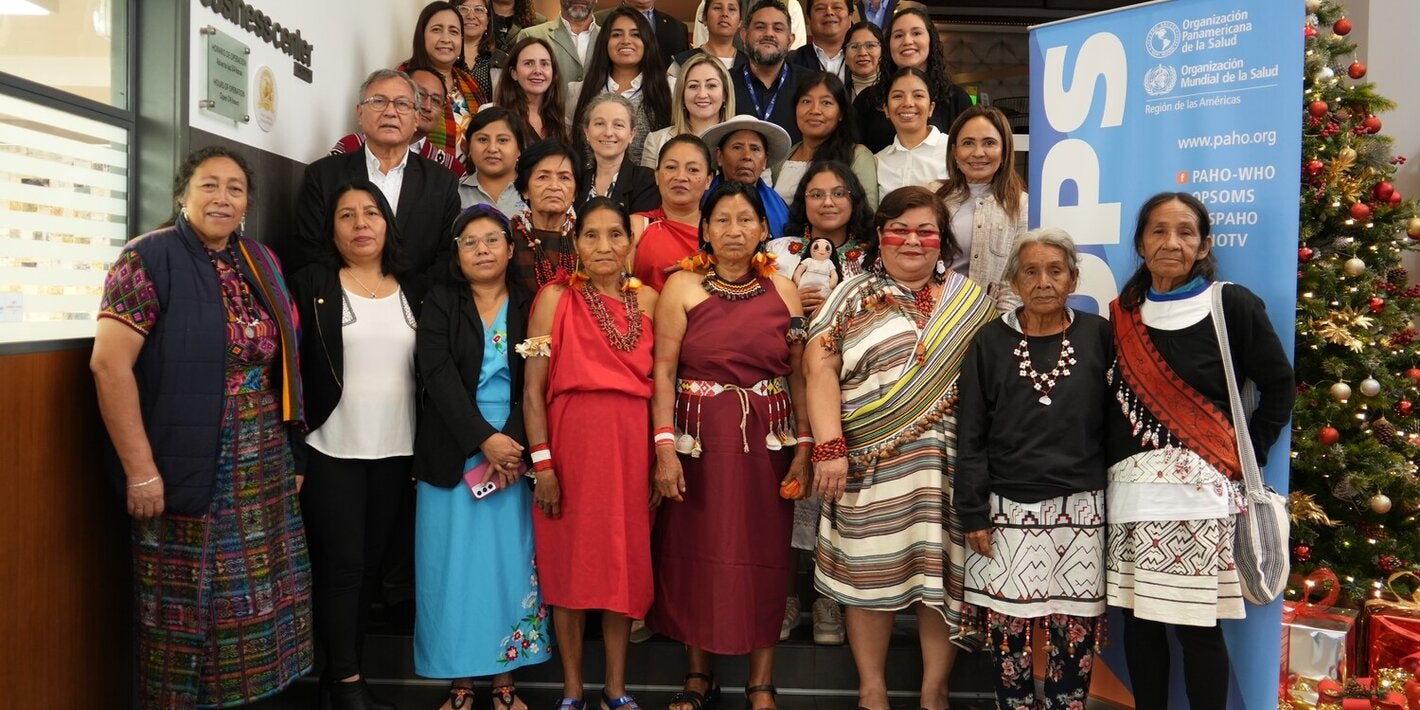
left=594, top=0, right=690, bottom=63
left=291, top=68, right=460, bottom=283
left=787, top=0, right=850, bottom=81
left=859, top=0, right=894, bottom=29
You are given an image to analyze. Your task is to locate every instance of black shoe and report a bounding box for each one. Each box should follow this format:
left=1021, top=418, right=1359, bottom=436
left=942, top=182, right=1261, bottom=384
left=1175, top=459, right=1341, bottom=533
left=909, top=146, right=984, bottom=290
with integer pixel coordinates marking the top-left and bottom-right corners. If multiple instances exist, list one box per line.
left=328, top=678, right=397, bottom=710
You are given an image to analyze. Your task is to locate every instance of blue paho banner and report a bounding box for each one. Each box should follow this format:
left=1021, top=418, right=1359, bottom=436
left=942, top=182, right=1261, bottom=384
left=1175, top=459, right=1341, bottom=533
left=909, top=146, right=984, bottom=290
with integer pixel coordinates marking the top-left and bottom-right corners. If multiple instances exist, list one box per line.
left=1029, top=0, right=1301, bottom=707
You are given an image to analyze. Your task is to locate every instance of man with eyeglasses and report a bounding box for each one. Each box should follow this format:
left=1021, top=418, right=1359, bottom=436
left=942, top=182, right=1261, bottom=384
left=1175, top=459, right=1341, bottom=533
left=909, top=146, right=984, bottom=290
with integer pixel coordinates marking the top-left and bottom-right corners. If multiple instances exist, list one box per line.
left=329, top=67, right=466, bottom=179
left=787, top=0, right=851, bottom=81
left=292, top=68, right=460, bottom=282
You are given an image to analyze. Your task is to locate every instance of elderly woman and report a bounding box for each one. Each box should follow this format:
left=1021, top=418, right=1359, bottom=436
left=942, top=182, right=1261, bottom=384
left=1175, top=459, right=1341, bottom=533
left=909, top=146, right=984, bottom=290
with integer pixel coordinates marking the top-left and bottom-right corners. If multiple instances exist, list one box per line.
left=954, top=228, right=1112, bottom=710
left=771, top=73, right=877, bottom=210
left=509, top=139, right=580, bottom=292
left=495, top=37, right=571, bottom=145
left=575, top=93, right=660, bottom=215
left=768, top=160, right=875, bottom=314
left=456, top=0, right=506, bottom=100
left=649, top=181, right=810, bottom=710
left=414, top=205, right=547, bottom=710
left=460, top=107, right=528, bottom=215
left=401, top=2, right=486, bottom=160
left=937, top=106, right=1028, bottom=313
left=632, top=135, right=714, bottom=292
left=843, top=22, right=882, bottom=100
left=701, top=115, right=793, bottom=238
left=91, top=146, right=312, bottom=707
left=642, top=54, right=735, bottom=170
left=874, top=68, right=948, bottom=195
left=1105, top=192, right=1294, bottom=708
left=853, top=7, right=973, bottom=153
left=804, top=186, right=996, bottom=710
left=288, top=181, right=422, bottom=710
left=520, top=198, right=658, bottom=710
left=567, top=7, right=673, bottom=167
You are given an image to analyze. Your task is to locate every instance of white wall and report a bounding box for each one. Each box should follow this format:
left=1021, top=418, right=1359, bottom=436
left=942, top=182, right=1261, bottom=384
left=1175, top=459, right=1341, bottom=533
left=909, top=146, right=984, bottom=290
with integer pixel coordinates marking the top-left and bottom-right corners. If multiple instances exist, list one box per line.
left=188, top=0, right=417, bottom=163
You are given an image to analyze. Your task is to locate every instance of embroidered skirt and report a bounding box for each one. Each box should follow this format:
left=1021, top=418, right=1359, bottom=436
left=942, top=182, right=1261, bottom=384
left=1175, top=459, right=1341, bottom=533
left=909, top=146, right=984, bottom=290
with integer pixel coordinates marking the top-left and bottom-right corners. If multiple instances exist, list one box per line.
left=963, top=489, right=1106, bottom=620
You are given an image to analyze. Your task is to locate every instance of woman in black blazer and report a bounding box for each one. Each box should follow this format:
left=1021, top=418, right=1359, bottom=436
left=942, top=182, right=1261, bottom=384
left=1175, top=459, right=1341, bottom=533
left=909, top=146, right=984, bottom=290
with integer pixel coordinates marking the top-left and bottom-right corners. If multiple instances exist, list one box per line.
left=289, top=180, right=423, bottom=710
left=411, top=204, right=550, bottom=710
left=574, top=92, right=661, bottom=216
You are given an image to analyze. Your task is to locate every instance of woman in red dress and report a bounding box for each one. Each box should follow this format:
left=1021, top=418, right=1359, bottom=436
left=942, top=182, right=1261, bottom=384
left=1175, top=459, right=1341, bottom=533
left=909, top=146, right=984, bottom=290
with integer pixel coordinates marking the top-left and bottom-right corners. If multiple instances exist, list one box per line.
left=648, top=181, right=811, bottom=710
left=520, top=197, right=658, bottom=710
left=631, top=135, right=714, bottom=292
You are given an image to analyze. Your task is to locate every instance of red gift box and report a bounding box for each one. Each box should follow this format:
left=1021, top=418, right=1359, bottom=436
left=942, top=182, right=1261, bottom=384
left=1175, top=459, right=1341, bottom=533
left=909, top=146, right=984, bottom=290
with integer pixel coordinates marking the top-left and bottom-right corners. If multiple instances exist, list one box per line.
left=1365, top=572, right=1420, bottom=675
left=1318, top=677, right=1408, bottom=709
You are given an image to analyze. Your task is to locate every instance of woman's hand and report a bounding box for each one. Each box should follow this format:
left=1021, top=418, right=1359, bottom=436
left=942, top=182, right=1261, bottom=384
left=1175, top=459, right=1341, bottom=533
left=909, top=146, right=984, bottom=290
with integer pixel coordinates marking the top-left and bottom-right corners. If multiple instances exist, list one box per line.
left=782, top=449, right=812, bottom=500
left=654, top=447, right=686, bottom=503
left=493, top=462, right=523, bottom=489
left=966, top=530, right=993, bottom=558
left=534, top=470, right=561, bottom=518
left=797, top=284, right=826, bottom=313
left=480, top=433, right=525, bottom=472
left=812, top=457, right=848, bottom=502
left=127, top=471, right=165, bottom=520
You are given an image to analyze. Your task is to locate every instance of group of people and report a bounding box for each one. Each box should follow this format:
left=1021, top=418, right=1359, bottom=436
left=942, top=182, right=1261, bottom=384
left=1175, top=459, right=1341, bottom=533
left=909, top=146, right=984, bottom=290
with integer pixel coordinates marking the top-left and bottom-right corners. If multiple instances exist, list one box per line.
left=89, top=2, right=1298, bottom=710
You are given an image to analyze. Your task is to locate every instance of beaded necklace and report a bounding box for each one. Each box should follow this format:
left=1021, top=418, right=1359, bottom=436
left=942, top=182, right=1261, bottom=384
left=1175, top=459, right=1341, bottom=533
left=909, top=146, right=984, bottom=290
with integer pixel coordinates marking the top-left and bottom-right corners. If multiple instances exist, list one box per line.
left=702, top=266, right=764, bottom=301
left=581, top=280, right=643, bottom=351
left=1013, top=310, right=1076, bottom=406
left=203, top=243, right=263, bottom=338
left=513, top=208, right=577, bottom=285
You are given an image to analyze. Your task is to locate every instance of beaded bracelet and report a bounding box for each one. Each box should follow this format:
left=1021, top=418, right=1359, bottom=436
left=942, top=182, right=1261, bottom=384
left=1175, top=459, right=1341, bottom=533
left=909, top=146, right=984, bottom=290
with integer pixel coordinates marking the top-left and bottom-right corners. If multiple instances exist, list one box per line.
left=810, top=436, right=848, bottom=462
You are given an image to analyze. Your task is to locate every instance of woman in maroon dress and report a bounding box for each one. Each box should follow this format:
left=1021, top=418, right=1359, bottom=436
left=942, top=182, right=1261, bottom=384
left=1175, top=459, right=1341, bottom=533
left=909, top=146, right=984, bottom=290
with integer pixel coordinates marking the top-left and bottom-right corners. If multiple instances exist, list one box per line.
left=520, top=197, right=658, bottom=710
left=649, top=181, right=811, bottom=710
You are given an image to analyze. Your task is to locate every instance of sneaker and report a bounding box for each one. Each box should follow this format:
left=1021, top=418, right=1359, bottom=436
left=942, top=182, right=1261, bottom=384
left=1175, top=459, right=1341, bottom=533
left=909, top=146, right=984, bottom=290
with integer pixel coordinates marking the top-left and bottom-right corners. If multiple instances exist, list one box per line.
left=812, top=598, right=845, bottom=645
left=780, top=596, right=802, bottom=641
left=629, top=619, right=654, bottom=643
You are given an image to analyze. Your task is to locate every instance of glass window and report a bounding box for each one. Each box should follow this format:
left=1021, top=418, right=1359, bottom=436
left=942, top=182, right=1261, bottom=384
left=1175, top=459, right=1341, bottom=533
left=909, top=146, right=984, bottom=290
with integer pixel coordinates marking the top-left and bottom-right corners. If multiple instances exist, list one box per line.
left=0, top=0, right=129, bottom=108
left=0, top=92, right=129, bottom=344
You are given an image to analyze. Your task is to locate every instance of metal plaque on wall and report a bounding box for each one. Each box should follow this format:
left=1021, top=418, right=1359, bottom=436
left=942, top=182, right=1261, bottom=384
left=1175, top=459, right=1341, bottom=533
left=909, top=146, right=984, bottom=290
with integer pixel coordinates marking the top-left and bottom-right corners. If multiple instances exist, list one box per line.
left=201, top=26, right=250, bottom=123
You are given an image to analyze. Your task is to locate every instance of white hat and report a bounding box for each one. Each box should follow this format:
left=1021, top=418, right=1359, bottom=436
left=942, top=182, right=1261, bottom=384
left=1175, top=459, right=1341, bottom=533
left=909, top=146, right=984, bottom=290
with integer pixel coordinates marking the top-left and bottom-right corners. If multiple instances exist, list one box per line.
left=698, top=115, right=792, bottom=168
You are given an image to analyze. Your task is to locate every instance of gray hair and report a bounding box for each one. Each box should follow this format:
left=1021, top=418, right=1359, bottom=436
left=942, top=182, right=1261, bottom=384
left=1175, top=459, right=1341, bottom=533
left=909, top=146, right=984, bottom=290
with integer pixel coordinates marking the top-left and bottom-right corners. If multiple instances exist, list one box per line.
left=1001, top=227, right=1081, bottom=283
left=580, top=92, right=637, bottom=131
left=357, top=68, right=418, bottom=104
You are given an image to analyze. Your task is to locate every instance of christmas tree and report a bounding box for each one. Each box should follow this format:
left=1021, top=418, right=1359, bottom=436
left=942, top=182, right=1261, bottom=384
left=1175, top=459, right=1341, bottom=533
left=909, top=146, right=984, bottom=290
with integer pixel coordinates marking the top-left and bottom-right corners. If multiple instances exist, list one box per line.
left=1290, top=0, right=1420, bottom=603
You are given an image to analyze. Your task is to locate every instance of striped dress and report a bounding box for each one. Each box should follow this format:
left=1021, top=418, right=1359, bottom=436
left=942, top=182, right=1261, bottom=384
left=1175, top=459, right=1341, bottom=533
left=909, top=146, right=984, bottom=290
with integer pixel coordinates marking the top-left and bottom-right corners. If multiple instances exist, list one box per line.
left=810, top=272, right=991, bottom=629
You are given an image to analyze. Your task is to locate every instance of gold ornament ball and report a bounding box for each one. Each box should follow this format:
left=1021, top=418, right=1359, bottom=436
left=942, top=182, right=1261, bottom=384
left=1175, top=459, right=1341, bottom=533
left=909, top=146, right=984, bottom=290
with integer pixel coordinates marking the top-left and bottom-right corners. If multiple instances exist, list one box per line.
left=1408, top=216, right=1420, bottom=237
left=1306, top=0, right=1320, bottom=12
left=1344, top=257, right=1367, bottom=276
left=1371, top=493, right=1393, bottom=514
left=1330, top=381, right=1353, bottom=401
left=1339, top=146, right=1358, bottom=161
left=1360, top=377, right=1381, bottom=397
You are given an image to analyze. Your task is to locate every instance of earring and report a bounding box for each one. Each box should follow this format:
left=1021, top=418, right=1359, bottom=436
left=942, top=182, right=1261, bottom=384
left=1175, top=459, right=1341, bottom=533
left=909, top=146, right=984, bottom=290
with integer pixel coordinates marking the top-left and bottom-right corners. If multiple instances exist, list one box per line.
left=933, top=259, right=948, bottom=284
left=180, top=206, right=190, bottom=221
left=239, top=217, right=247, bottom=234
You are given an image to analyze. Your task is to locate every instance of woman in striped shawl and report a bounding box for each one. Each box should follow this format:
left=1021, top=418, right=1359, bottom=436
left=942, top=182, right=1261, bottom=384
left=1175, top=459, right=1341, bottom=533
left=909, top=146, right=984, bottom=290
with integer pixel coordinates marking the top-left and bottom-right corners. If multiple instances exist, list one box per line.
left=802, top=186, right=995, bottom=710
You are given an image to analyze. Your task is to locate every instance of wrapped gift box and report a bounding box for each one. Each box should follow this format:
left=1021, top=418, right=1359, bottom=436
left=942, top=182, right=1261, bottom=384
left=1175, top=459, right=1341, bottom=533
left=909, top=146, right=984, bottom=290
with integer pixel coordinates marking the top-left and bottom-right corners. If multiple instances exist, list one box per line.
left=1286, top=569, right=1363, bottom=690
left=1364, top=572, right=1420, bottom=675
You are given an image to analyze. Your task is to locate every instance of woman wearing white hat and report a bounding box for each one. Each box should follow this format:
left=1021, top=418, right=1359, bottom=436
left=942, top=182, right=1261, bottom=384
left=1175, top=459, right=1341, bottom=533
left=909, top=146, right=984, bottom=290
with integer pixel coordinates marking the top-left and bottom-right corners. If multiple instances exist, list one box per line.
left=699, top=114, right=793, bottom=238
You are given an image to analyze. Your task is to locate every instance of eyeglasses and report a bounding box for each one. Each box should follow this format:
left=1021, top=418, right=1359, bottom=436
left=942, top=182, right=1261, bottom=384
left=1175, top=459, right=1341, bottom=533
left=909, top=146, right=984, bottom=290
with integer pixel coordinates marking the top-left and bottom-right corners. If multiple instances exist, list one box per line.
left=806, top=188, right=851, bottom=202
left=359, top=96, right=417, bottom=115
left=457, top=5, right=489, bottom=16
left=455, top=234, right=508, bottom=249
left=846, top=41, right=881, bottom=52
left=415, top=91, right=443, bottom=108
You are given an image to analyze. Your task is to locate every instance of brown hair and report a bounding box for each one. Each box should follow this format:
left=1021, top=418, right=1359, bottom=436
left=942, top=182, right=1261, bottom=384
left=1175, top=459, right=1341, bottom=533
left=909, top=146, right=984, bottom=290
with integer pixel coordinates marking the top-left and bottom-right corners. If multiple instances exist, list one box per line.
left=936, top=105, right=1025, bottom=217
left=494, top=36, right=570, bottom=145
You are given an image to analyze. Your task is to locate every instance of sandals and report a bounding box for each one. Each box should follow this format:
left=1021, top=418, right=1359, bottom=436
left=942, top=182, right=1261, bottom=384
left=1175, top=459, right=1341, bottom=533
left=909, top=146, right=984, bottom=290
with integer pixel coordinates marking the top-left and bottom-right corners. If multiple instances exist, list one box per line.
left=669, top=672, right=722, bottom=710
left=601, top=691, right=644, bottom=710
left=494, top=684, right=525, bottom=710
left=557, top=697, right=588, bottom=710
left=447, top=685, right=475, bottom=710
left=744, top=684, right=776, bottom=710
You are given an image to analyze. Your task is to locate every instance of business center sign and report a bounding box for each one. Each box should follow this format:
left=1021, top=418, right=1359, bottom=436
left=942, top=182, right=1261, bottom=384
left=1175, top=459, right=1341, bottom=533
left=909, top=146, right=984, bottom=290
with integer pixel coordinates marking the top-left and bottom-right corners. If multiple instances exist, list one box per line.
left=199, top=0, right=315, bottom=82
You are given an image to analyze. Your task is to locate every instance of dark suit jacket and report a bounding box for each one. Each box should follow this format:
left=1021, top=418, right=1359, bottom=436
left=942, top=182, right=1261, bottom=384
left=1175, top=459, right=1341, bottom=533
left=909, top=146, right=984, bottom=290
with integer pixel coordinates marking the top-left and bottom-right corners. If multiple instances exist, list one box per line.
left=412, top=281, right=534, bottom=488
left=287, top=263, right=427, bottom=472
left=672, top=46, right=748, bottom=72
left=787, top=42, right=847, bottom=82
left=576, top=159, right=660, bottom=215
left=731, top=61, right=813, bottom=144
left=291, top=149, right=460, bottom=284
left=595, top=6, right=690, bottom=64
left=858, top=0, right=896, bottom=28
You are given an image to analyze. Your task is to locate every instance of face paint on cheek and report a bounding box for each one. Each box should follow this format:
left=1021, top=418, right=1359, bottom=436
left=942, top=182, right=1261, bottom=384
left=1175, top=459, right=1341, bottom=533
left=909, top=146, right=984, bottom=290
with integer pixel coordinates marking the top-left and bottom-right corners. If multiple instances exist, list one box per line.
left=918, top=236, right=942, bottom=249
left=880, top=235, right=908, bottom=247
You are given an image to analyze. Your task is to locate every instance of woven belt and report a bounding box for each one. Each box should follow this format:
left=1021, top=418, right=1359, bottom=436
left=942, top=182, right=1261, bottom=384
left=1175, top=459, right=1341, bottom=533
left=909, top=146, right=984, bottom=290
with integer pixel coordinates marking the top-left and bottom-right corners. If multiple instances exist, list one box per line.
left=675, top=377, right=787, bottom=397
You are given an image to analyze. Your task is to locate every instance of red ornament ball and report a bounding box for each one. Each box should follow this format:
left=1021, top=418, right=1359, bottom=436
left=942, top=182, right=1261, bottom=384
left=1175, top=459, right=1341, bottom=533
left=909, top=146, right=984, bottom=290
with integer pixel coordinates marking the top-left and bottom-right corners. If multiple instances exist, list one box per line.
left=1398, top=400, right=1415, bottom=417
left=1334, top=17, right=1353, bottom=35
left=1406, top=367, right=1420, bottom=383
left=1295, top=545, right=1312, bottom=563
left=1299, top=246, right=1315, bottom=262
left=1351, top=202, right=1373, bottom=221
left=1306, top=159, right=1325, bottom=176
left=1349, top=61, right=1367, bottom=79
left=1379, top=555, right=1402, bottom=573
left=1388, top=191, right=1403, bottom=206
left=1305, top=25, right=1318, bottom=39
left=1363, top=115, right=1383, bottom=134
left=1375, top=182, right=1396, bottom=201
left=1309, top=100, right=1329, bottom=117
left=1319, top=425, right=1341, bottom=445
left=1370, top=297, right=1386, bottom=313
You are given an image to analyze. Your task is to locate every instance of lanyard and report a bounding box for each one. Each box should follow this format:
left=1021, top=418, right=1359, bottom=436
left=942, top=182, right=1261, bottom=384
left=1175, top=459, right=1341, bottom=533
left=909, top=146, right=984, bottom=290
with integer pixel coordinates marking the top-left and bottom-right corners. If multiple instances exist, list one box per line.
left=742, top=63, right=788, bottom=121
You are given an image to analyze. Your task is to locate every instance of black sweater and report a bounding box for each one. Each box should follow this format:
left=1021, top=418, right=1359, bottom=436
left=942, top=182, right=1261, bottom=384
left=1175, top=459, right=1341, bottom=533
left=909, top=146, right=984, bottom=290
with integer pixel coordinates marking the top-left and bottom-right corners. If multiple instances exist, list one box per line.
left=954, top=311, right=1114, bottom=533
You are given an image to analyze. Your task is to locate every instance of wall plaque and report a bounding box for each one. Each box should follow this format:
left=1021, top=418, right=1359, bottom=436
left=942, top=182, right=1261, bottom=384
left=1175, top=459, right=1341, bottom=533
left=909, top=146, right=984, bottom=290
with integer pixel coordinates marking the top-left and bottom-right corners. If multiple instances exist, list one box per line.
left=200, top=26, right=251, bottom=123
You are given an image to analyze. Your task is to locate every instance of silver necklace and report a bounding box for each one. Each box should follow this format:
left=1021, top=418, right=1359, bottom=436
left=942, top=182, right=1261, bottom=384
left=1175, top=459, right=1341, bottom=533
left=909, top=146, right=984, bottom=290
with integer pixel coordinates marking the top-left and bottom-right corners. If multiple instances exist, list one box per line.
left=1013, top=314, right=1075, bottom=406
left=344, top=268, right=384, bottom=297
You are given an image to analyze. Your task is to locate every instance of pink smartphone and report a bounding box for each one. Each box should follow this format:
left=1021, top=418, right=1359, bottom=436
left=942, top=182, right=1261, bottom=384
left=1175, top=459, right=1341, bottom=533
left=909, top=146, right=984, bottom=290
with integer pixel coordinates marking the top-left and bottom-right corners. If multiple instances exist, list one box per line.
left=463, top=460, right=527, bottom=500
